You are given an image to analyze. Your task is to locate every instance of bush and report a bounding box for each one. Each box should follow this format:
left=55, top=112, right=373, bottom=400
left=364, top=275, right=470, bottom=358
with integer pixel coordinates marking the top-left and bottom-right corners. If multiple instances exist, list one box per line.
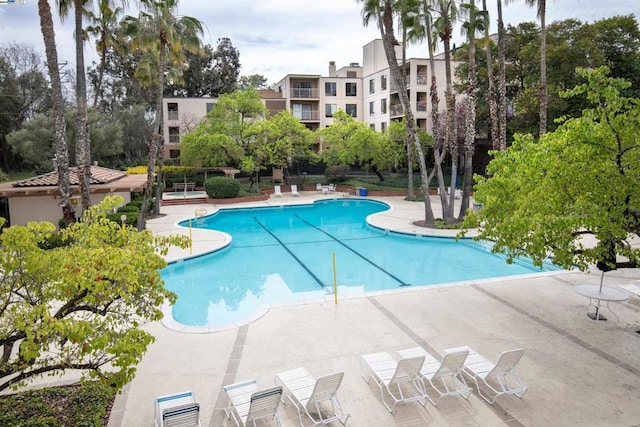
left=0, top=382, right=115, bottom=427
left=324, top=165, right=351, bottom=182
left=204, top=176, right=240, bottom=198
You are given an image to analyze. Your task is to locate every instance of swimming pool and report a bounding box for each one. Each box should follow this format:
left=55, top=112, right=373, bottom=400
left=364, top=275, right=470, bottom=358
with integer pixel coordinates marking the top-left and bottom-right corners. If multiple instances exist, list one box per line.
left=161, top=199, right=561, bottom=329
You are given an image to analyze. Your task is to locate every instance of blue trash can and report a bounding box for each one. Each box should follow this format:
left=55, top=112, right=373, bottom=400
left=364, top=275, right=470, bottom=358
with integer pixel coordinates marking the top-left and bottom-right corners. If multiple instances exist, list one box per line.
left=359, top=188, right=367, bottom=196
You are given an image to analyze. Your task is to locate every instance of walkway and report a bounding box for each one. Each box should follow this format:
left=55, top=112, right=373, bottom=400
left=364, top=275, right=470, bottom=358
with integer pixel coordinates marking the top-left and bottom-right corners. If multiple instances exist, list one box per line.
left=108, top=192, right=640, bottom=426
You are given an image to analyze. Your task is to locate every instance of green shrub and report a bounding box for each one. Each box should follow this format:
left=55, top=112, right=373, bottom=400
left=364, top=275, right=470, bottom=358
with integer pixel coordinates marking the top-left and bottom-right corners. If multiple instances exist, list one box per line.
left=324, top=165, right=351, bottom=182
left=0, top=382, right=115, bottom=427
left=38, top=232, right=68, bottom=250
left=204, top=176, right=240, bottom=198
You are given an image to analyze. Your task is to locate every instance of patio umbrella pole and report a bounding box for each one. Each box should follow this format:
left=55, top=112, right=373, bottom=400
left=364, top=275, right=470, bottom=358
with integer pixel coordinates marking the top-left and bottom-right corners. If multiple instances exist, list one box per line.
left=587, top=270, right=606, bottom=321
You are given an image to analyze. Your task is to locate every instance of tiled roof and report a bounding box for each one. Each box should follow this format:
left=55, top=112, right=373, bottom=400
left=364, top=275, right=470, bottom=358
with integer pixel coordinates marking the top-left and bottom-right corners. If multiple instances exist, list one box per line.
left=12, top=166, right=126, bottom=187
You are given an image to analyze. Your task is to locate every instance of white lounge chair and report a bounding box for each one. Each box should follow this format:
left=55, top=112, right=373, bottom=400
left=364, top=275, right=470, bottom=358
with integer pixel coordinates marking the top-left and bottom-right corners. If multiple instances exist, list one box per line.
left=273, top=185, right=283, bottom=197
left=454, top=346, right=527, bottom=404
left=275, top=367, right=349, bottom=426
left=328, top=184, right=336, bottom=192
left=359, top=352, right=427, bottom=413
left=154, top=390, right=201, bottom=427
left=316, top=183, right=323, bottom=192
left=223, top=379, right=283, bottom=427
left=397, top=347, right=471, bottom=406
left=291, top=184, right=300, bottom=196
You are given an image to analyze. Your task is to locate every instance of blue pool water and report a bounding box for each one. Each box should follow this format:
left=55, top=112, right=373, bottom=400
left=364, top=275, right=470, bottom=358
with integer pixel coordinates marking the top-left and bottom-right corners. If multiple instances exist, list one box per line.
left=161, top=199, right=561, bottom=327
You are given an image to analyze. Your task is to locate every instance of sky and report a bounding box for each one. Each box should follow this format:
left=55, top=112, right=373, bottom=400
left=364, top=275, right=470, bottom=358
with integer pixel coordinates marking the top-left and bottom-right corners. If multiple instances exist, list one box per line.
left=0, top=0, right=638, bottom=85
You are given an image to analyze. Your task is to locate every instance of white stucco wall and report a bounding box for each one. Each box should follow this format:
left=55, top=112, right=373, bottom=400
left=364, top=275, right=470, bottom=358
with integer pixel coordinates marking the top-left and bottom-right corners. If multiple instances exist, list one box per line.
left=8, top=192, right=132, bottom=228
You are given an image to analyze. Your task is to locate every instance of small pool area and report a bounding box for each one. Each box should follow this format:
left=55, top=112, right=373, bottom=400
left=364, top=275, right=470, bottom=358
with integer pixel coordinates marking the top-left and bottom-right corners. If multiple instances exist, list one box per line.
left=161, top=199, right=563, bottom=331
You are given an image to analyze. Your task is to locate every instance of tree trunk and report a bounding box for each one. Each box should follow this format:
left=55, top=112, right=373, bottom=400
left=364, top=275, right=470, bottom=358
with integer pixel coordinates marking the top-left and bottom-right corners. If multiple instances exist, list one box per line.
left=459, top=1, right=477, bottom=220
left=442, top=24, right=457, bottom=223
left=380, top=1, right=435, bottom=225
left=497, top=0, right=507, bottom=150
left=38, top=0, right=75, bottom=226
left=402, top=23, right=415, bottom=201
left=423, top=1, right=449, bottom=215
left=137, top=40, right=168, bottom=230
left=483, top=0, right=499, bottom=150
left=75, top=0, right=92, bottom=212
left=539, top=0, right=547, bottom=136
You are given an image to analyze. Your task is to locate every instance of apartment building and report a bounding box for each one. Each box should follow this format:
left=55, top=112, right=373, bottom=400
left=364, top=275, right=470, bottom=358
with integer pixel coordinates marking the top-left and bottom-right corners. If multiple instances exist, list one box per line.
left=161, top=39, right=455, bottom=163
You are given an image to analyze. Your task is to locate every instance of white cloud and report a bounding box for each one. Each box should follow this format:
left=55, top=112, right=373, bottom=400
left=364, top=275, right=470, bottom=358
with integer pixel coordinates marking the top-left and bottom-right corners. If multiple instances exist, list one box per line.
left=0, top=0, right=637, bottom=85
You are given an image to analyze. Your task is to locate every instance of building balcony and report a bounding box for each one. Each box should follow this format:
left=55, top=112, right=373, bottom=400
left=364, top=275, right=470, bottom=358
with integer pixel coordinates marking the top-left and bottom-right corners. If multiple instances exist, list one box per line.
left=293, top=110, right=320, bottom=121
left=390, top=104, right=404, bottom=117
left=291, top=88, right=319, bottom=99
left=167, top=111, right=179, bottom=121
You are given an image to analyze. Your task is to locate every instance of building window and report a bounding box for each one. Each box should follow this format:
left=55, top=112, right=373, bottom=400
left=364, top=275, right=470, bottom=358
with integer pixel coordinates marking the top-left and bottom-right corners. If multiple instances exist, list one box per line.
left=345, top=104, right=357, bottom=117
left=325, top=103, right=337, bottom=118
left=167, top=103, right=178, bottom=120
left=293, top=103, right=313, bottom=120
left=346, top=71, right=357, bottom=78
left=206, top=102, right=216, bottom=112
left=169, top=149, right=180, bottom=159
left=369, top=101, right=375, bottom=116
left=370, top=123, right=376, bottom=130
left=381, top=98, right=387, bottom=114
left=325, top=82, right=337, bottom=96
left=381, top=75, right=387, bottom=91
left=381, top=122, right=387, bottom=131
left=369, top=79, right=375, bottom=94
left=345, top=82, right=357, bottom=97
left=168, top=126, right=180, bottom=143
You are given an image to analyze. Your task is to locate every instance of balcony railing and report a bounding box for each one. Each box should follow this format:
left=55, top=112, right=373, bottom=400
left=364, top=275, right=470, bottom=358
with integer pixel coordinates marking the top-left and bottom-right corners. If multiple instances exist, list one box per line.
left=293, top=110, right=319, bottom=121
left=416, top=74, right=428, bottom=85
left=169, top=135, right=180, bottom=143
left=390, top=104, right=404, bottom=116
left=416, top=101, right=427, bottom=112
left=167, top=111, right=179, bottom=121
left=291, top=88, right=319, bottom=98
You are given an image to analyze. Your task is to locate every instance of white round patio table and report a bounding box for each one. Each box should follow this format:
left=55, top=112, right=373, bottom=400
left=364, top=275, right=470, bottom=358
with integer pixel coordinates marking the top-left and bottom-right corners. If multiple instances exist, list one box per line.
left=573, top=284, right=629, bottom=321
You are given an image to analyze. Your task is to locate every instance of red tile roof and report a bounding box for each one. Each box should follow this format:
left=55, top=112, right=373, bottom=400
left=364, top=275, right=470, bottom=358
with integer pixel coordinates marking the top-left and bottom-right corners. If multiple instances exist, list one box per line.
left=12, top=166, right=126, bottom=187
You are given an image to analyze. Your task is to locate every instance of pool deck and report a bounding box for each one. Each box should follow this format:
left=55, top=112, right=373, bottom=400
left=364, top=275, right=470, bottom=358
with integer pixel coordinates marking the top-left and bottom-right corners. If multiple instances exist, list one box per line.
left=107, top=191, right=640, bottom=426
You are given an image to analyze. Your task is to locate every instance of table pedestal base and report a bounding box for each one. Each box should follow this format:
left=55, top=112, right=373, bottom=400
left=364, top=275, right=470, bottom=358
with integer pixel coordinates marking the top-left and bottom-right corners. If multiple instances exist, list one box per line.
left=587, top=312, right=607, bottom=321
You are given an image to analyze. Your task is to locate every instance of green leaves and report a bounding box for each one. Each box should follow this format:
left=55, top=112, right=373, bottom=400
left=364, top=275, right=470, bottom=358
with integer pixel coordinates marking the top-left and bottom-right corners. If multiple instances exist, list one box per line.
left=462, top=68, right=640, bottom=271
left=0, top=196, right=188, bottom=392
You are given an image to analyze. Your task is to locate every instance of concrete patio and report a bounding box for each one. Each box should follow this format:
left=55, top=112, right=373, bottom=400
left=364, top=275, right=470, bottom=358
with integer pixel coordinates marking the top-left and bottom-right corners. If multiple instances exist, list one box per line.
left=108, top=192, right=640, bottom=426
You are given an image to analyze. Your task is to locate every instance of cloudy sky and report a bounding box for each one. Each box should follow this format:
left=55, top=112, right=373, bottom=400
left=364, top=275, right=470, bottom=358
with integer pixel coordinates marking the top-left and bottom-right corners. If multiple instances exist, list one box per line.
left=0, top=0, right=637, bottom=85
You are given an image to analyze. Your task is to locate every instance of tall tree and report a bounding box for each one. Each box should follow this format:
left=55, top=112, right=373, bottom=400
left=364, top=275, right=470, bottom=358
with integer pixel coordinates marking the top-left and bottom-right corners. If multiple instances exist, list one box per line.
left=0, top=43, right=50, bottom=172
left=85, top=0, right=126, bottom=108
left=464, top=67, right=639, bottom=271
left=358, top=0, right=437, bottom=225
left=458, top=0, right=484, bottom=219
left=212, top=37, right=241, bottom=96
left=124, top=0, right=203, bottom=229
left=510, top=0, right=546, bottom=135
left=481, top=0, right=499, bottom=149
left=432, top=0, right=459, bottom=223
left=37, top=0, right=75, bottom=226
left=496, top=0, right=507, bottom=149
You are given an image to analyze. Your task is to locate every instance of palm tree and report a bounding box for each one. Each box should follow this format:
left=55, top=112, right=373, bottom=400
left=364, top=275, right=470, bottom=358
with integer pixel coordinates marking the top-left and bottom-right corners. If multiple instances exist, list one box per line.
left=124, top=0, right=203, bottom=229
left=358, top=0, right=436, bottom=226
left=508, top=0, right=546, bottom=135
left=85, top=0, right=127, bottom=108
left=405, top=0, right=450, bottom=208
left=496, top=0, right=507, bottom=149
left=481, top=0, right=499, bottom=150
left=431, top=0, right=459, bottom=223
left=458, top=0, right=486, bottom=219
left=58, top=0, right=92, bottom=211
left=37, top=0, right=75, bottom=225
